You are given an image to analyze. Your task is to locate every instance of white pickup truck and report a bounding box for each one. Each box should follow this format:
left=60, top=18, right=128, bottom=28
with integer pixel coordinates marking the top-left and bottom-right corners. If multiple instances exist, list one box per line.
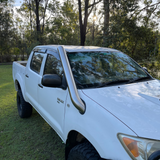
left=13, top=45, right=160, bottom=160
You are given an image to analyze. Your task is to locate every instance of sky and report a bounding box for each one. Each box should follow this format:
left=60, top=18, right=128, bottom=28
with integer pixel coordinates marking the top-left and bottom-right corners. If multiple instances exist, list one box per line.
left=14, top=0, right=22, bottom=6
left=14, top=0, right=64, bottom=7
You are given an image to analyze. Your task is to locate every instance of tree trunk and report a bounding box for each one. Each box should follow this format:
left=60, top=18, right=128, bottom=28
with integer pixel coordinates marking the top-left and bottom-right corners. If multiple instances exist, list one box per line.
left=78, top=0, right=90, bottom=46
left=131, top=40, right=138, bottom=58
left=29, top=0, right=32, bottom=35
left=92, top=20, right=95, bottom=43
left=35, top=0, right=41, bottom=41
left=78, top=0, right=84, bottom=46
left=78, top=0, right=101, bottom=46
left=82, top=0, right=89, bottom=46
left=42, top=0, right=49, bottom=34
left=103, top=0, right=109, bottom=45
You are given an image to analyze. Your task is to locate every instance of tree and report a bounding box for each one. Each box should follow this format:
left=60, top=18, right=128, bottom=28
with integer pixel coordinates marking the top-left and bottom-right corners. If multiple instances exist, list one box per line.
left=103, top=0, right=139, bottom=45
left=44, top=0, right=80, bottom=45
left=103, top=0, right=109, bottom=41
left=77, top=0, right=102, bottom=46
left=17, top=0, right=49, bottom=42
left=0, top=0, right=16, bottom=62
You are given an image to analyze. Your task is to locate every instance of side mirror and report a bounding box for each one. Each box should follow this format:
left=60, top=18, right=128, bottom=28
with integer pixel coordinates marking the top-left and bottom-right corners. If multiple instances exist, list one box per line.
left=143, top=67, right=148, bottom=73
left=42, top=74, right=62, bottom=87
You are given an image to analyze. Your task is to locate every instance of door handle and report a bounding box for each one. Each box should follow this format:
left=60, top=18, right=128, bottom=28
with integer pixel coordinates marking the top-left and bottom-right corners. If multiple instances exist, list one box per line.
left=25, top=74, right=29, bottom=78
left=38, top=84, right=43, bottom=88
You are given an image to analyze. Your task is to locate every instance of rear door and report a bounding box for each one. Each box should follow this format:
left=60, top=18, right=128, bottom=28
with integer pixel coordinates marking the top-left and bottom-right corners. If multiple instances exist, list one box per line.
left=25, top=51, right=46, bottom=108
left=37, top=51, right=68, bottom=137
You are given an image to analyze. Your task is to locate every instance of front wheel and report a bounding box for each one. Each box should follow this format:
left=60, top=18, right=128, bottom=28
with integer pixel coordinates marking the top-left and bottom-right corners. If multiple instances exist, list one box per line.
left=17, top=90, right=32, bottom=118
left=67, top=141, right=102, bottom=160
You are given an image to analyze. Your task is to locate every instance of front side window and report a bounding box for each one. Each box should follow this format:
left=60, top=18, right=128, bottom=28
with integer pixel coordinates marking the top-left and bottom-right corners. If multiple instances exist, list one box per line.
left=30, top=52, right=44, bottom=73
left=67, top=51, right=152, bottom=88
left=44, top=54, right=63, bottom=77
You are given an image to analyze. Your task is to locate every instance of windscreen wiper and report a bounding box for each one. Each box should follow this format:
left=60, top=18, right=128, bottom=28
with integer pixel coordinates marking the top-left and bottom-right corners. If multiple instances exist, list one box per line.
left=96, top=79, right=130, bottom=88
left=127, top=76, right=152, bottom=83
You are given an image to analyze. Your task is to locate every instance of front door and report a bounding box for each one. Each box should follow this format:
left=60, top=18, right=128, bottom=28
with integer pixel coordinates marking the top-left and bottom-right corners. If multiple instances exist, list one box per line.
left=38, top=52, right=68, bottom=137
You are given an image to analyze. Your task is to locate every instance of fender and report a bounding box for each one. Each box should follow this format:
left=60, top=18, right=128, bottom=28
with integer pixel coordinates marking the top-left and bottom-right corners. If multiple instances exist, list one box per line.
left=63, top=90, right=136, bottom=159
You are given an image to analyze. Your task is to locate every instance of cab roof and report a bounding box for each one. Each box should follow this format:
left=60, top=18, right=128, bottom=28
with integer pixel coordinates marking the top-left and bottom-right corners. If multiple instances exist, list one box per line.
left=33, top=45, right=119, bottom=53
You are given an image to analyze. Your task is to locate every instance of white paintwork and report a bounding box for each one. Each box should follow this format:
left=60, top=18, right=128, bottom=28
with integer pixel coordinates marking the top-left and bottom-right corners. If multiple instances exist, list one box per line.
left=12, top=61, right=26, bottom=99
left=12, top=45, right=160, bottom=160
left=64, top=90, right=135, bottom=159
left=38, top=83, right=68, bottom=138
left=82, top=80, right=160, bottom=141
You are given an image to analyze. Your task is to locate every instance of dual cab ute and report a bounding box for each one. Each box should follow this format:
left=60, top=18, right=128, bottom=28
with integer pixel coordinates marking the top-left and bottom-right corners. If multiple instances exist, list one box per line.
left=13, top=45, right=160, bottom=160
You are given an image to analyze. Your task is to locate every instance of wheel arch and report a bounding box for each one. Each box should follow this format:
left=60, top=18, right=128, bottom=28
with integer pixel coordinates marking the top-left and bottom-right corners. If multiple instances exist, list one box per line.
left=15, top=79, right=21, bottom=91
left=14, top=74, right=26, bottom=101
left=65, top=130, right=104, bottom=160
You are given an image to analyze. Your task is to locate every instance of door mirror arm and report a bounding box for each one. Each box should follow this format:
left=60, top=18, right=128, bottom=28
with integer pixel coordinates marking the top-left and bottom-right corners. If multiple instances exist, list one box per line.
left=61, top=74, right=67, bottom=90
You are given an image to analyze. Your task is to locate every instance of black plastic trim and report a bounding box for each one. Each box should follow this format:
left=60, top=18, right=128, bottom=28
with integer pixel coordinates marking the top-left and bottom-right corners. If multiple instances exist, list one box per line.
left=148, top=150, right=160, bottom=160
left=33, top=48, right=47, bottom=53
left=41, top=74, right=62, bottom=88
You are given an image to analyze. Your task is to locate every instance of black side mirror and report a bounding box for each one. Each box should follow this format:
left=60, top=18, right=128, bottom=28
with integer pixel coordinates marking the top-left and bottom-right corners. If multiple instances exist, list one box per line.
left=143, top=67, right=148, bottom=73
left=42, top=74, right=62, bottom=87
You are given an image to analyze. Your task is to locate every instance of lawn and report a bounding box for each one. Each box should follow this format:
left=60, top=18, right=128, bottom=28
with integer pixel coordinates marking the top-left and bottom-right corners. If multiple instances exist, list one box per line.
left=0, top=65, right=65, bottom=160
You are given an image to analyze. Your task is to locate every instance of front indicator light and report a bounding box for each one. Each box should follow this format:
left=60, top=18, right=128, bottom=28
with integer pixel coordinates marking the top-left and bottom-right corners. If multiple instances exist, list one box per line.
left=123, top=137, right=139, bottom=157
left=118, top=133, right=160, bottom=160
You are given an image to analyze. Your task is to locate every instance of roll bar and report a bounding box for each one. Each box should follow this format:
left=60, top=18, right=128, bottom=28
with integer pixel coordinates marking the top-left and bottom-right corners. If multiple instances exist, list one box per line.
left=57, top=46, right=86, bottom=114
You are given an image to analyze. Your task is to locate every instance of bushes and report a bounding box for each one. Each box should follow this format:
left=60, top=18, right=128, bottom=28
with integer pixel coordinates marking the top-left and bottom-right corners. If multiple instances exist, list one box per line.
left=0, top=54, right=27, bottom=63
left=0, top=54, right=12, bottom=63
left=0, top=47, right=28, bottom=63
left=139, top=59, right=160, bottom=79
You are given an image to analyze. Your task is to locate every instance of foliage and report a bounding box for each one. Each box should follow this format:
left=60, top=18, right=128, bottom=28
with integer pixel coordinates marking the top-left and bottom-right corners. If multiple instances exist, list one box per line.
left=45, top=0, right=80, bottom=45
left=0, top=0, right=159, bottom=70
left=0, top=1, right=15, bottom=62
left=102, top=0, right=160, bottom=62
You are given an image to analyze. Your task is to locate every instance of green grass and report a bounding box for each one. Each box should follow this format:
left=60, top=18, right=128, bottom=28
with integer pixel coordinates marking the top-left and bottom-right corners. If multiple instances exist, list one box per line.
left=0, top=65, right=65, bottom=160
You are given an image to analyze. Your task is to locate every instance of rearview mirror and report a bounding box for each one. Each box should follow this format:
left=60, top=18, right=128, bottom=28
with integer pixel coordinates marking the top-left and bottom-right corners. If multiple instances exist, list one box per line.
left=42, top=74, right=62, bottom=87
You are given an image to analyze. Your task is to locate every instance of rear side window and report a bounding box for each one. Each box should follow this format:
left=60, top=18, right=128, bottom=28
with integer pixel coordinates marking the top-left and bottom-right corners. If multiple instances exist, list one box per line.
left=30, top=52, right=44, bottom=73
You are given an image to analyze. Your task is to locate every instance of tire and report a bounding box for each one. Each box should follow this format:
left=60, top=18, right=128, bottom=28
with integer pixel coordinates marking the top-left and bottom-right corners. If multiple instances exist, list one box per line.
left=67, top=141, right=102, bottom=160
left=17, top=89, right=32, bottom=118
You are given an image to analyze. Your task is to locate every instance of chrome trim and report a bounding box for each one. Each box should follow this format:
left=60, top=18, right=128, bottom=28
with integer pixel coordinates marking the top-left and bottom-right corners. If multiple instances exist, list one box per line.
left=57, top=46, right=86, bottom=114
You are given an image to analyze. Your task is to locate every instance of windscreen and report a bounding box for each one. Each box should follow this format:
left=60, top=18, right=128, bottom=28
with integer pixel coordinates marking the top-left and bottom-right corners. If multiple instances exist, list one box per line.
left=67, top=51, right=150, bottom=88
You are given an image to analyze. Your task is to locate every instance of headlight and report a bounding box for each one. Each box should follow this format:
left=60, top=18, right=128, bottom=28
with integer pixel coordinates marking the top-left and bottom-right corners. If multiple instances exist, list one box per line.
left=118, top=133, right=160, bottom=160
